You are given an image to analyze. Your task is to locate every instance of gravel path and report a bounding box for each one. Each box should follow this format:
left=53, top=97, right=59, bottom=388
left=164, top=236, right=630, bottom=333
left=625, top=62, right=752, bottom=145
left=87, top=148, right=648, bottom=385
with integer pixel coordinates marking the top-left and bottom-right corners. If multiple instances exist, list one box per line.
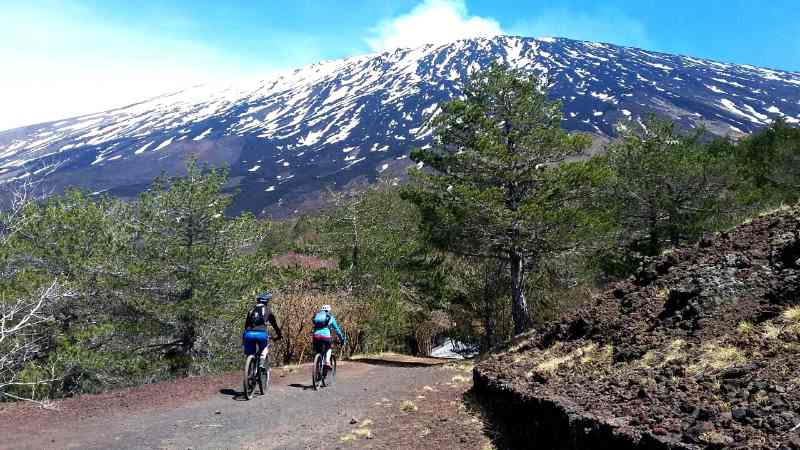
left=0, top=361, right=488, bottom=450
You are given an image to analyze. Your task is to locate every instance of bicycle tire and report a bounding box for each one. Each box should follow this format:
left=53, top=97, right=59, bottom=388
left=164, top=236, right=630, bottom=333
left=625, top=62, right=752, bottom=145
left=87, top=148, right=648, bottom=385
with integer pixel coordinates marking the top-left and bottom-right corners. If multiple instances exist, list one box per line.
left=327, top=354, right=337, bottom=387
left=258, top=354, right=270, bottom=395
left=243, top=355, right=257, bottom=400
left=312, top=353, right=322, bottom=391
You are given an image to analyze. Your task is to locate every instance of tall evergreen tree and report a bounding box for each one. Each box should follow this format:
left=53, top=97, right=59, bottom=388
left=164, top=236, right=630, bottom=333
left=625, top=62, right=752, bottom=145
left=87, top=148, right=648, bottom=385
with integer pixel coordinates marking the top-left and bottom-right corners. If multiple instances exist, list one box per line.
left=602, top=116, right=730, bottom=257
left=732, top=118, right=800, bottom=205
left=403, top=64, right=592, bottom=334
left=129, top=159, right=262, bottom=373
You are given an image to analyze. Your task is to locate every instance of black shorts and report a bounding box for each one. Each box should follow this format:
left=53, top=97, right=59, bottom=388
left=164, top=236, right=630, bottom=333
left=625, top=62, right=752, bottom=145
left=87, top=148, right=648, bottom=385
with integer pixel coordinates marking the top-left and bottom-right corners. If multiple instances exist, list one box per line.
left=313, top=339, right=331, bottom=355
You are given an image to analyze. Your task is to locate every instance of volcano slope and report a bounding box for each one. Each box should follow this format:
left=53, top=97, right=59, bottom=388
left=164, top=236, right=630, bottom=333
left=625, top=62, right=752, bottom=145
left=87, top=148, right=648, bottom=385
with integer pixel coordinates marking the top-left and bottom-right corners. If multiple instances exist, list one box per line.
left=475, top=206, right=800, bottom=450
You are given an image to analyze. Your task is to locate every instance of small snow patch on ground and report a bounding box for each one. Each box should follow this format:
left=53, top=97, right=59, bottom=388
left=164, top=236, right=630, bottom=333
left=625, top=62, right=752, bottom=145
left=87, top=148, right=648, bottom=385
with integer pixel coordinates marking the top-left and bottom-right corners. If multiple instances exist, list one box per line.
left=135, top=141, right=154, bottom=155
left=193, top=128, right=213, bottom=141
left=766, top=105, right=783, bottom=115
left=154, top=137, right=174, bottom=151
left=590, top=92, right=616, bottom=103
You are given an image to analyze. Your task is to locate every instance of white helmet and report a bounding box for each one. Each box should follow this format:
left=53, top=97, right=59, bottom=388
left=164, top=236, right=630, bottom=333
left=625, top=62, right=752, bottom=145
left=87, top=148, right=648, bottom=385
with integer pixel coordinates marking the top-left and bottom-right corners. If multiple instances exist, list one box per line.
left=320, top=304, right=332, bottom=312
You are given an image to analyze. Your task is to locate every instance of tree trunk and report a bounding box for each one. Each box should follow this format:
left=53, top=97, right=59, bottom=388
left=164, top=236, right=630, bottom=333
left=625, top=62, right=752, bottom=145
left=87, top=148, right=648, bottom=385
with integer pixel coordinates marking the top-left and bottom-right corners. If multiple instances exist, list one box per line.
left=647, top=205, right=659, bottom=256
left=509, top=250, right=530, bottom=334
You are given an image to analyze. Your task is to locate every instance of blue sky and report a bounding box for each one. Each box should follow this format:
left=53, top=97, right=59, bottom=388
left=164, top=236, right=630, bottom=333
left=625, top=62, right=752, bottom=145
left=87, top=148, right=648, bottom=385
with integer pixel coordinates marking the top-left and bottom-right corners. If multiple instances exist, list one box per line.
left=2, top=0, right=799, bottom=130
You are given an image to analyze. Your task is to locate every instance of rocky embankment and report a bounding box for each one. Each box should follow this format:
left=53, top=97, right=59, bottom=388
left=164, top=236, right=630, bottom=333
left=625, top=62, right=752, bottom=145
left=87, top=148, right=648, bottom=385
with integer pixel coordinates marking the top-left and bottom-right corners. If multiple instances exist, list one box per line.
left=475, top=206, right=800, bottom=449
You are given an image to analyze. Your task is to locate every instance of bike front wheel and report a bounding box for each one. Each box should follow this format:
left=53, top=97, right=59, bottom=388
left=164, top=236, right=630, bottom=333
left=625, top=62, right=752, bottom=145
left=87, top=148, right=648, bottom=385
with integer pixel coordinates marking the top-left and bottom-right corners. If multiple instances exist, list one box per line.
left=258, top=355, right=270, bottom=395
left=325, top=354, right=337, bottom=387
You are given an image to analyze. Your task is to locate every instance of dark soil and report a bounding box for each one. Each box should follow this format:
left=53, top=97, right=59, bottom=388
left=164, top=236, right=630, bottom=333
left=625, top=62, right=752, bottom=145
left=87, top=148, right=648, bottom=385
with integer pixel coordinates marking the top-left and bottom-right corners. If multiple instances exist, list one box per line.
left=476, top=206, right=800, bottom=449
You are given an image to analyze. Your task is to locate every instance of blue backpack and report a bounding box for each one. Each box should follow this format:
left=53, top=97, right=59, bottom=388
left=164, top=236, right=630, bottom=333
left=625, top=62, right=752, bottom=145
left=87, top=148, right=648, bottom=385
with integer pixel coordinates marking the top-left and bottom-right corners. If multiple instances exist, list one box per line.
left=313, top=311, right=331, bottom=329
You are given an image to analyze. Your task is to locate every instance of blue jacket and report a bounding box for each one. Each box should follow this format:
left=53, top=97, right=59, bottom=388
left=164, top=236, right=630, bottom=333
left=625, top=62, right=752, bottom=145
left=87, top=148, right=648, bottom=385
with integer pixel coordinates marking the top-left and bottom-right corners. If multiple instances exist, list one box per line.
left=312, top=311, right=345, bottom=342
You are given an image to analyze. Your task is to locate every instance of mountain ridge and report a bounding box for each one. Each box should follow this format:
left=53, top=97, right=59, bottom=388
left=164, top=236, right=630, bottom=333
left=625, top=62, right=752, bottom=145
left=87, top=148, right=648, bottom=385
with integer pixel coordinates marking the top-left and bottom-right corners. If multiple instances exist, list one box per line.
left=2, top=35, right=799, bottom=216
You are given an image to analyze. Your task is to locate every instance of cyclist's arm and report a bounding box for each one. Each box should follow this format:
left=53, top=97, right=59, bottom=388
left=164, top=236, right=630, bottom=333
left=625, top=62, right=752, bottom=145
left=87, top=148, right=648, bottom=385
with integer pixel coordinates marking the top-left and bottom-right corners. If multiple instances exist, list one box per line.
left=243, top=310, right=253, bottom=331
left=330, top=316, right=345, bottom=342
left=267, top=313, right=283, bottom=339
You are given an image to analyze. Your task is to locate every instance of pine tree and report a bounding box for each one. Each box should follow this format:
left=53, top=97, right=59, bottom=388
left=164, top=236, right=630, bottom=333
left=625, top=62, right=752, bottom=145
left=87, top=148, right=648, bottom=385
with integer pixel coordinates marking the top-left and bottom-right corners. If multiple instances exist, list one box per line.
left=129, top=159, right=261, bottom=373
left=603, top=116, right=730, bottom=257
left=403, top=64, right=592, bottom=334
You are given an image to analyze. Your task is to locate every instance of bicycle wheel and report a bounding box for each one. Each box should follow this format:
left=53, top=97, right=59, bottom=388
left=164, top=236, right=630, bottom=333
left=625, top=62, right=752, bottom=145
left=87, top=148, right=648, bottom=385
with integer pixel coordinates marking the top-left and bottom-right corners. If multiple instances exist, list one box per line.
left=243, top=355, right=257, bottom=400
left=258, top=354, right=270, bottom=395
left=312, top=353, right=322, bottom=391
left=326, top=354, right=337, bottom=387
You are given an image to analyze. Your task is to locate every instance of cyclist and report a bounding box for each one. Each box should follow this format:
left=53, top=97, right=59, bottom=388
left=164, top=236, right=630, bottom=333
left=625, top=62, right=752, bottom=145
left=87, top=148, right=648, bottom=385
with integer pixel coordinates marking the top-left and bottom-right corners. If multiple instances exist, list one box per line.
left=312, top=304, right=345, bottom=369
left=243, top=292, right=282, bottom=368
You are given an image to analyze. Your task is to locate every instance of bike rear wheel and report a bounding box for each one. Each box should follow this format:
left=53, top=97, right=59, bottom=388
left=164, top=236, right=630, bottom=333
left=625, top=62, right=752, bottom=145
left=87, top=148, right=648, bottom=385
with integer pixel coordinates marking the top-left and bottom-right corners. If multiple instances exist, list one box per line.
left=243, top=355, right=258, bottom=400
left=312, top=353, right=322, bottom=391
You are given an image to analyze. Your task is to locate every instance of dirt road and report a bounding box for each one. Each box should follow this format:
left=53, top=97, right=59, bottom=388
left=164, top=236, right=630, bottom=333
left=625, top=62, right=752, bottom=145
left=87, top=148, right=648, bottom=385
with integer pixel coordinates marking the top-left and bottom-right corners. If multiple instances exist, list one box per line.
left=0, top=361, right=489, bottom=450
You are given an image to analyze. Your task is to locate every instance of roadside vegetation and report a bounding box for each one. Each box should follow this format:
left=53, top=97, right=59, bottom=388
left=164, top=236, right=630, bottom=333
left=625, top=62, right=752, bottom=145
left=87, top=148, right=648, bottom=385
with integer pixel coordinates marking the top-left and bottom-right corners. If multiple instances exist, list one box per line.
left=1, top=64, right=799, bottom=403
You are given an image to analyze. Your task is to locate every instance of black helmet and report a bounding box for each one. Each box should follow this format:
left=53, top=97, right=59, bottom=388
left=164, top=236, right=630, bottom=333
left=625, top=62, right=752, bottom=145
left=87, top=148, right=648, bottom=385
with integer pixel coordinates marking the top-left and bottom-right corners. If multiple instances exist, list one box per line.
left=256, top=292, right=272, bottom=303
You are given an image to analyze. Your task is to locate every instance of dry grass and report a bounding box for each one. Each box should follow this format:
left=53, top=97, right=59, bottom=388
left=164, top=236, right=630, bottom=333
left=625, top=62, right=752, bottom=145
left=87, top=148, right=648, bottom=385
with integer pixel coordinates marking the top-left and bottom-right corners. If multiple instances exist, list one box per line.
left=528, top=342, right=612, bottom=376
left=737, top=321, right=755, bottom=334
left=783, top=306, right=800, bottom=322
left=535, top=353, right=576, bottom=373
left=753, top=390, right=770, bottom=405
left=699, top=431, right=732, bottom=446
left=352, top=428, right=373, bottom=439
left=763, top=323, right=781, bottom=340
left=664, top=339, right=687, bottom=364
left=339, top=433, right=357, bottom=443
left=451, top=374, right=470, bottom=384
left=639, top=350, right=658, bottom=369
left=400, top=400, right=418, bottom=412
left=444, top=362, right=474, bottom=372
left=687, top=343, right=746, bottom=375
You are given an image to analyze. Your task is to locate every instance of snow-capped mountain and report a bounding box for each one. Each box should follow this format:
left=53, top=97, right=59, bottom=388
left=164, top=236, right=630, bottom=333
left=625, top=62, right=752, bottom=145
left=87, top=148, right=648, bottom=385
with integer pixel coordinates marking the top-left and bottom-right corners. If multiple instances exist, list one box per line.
left=1, top=36, right=799, bottom=215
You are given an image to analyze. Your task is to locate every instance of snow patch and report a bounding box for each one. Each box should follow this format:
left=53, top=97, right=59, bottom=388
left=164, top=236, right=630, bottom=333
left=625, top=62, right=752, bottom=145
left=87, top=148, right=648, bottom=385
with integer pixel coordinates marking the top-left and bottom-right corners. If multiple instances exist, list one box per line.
left=193, top=128, right=213, bottom=141
left=154, top=137, right=175, bottom=151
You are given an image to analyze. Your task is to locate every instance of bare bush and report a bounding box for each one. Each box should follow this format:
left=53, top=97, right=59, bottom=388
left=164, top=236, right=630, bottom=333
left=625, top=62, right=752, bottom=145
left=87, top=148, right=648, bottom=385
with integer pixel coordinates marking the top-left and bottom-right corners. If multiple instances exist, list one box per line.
left=270, top=282, right=370, bottom=365
left=0, top=181, right=69, bottom=405
left=0, top=280, right=73, bottom=404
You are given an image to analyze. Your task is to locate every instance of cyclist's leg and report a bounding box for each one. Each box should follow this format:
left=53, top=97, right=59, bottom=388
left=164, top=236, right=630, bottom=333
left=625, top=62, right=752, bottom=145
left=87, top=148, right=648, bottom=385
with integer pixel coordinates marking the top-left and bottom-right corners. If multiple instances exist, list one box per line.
left=243, top=331, right=257, bottom=356
left=257, top=332, right=269, bottom=367
left=260, top=343, right=269, bottom=367
left=323, top=340, right=333, bottom=367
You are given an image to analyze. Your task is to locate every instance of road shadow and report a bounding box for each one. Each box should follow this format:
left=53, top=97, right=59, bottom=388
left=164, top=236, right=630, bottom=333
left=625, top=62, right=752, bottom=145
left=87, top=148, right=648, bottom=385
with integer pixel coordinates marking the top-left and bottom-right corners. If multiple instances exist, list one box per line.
left=219, top=388, right=248, bottom=401
left=288, top=383, right=314, bottom=391
left=462, top=388, right=514, bottom=450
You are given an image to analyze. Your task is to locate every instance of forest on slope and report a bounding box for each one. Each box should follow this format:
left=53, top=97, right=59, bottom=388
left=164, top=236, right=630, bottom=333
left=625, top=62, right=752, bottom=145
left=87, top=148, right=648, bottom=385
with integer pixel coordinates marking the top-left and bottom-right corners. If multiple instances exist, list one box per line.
left=1, top=64, right=799, bottom=404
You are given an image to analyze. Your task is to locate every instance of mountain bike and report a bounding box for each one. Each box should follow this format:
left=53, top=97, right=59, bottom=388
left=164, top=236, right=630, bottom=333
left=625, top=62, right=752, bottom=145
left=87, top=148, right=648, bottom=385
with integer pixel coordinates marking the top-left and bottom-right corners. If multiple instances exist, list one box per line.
left=311, top=344, right=338, bottom=391
left=243, top=343, right=270, bottom=400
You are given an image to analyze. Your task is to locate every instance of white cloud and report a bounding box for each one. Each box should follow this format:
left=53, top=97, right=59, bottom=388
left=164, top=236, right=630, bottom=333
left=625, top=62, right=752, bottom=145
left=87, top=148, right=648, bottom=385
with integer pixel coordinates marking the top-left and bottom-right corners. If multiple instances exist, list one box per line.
left=0, top=4, right=311, bottom=132
left=366, top=0, right=503, bottom=52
